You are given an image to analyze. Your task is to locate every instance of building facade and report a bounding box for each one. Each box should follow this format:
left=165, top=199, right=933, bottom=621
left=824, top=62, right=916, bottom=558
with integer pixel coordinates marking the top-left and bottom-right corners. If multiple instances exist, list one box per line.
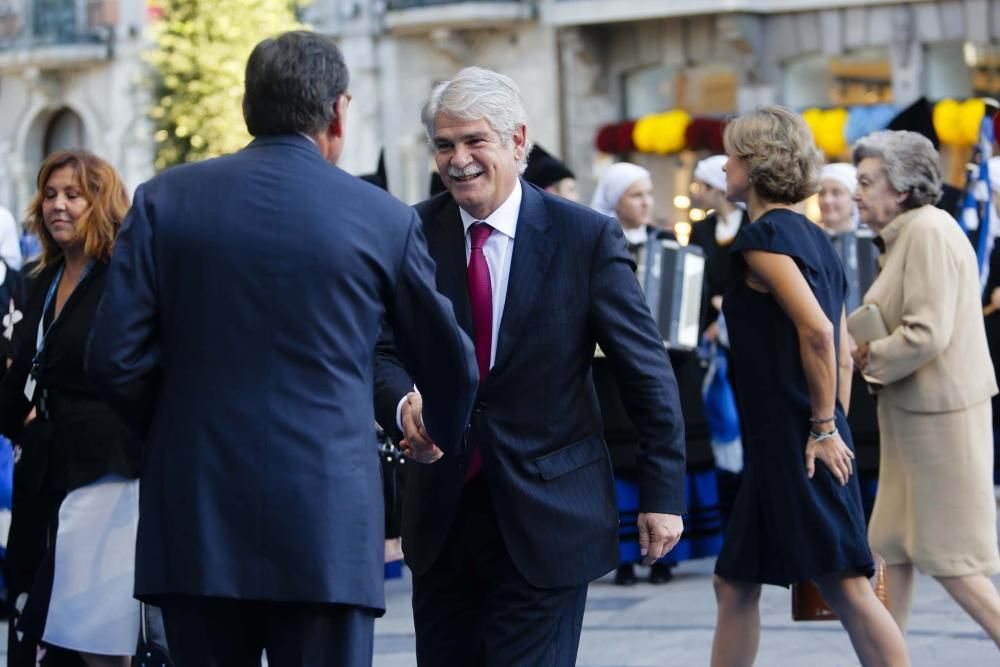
left=547, top=0, right=1000, bottom=205
left=0, top=0, right=153, bottom=221
left=315, top=0, right=1000, bottom=208
left=2, top=0, right=997, bottom=218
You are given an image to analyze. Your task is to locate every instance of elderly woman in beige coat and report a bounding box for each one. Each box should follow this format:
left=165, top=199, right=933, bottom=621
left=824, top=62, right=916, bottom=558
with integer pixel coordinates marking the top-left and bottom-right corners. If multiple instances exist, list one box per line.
left=852, top=130, right=1000, bottom=647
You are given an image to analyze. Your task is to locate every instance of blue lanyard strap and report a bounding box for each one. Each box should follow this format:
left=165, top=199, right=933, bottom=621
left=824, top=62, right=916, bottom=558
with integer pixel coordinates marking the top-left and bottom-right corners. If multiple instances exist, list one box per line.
left=34, top=259, right=95, bottom=359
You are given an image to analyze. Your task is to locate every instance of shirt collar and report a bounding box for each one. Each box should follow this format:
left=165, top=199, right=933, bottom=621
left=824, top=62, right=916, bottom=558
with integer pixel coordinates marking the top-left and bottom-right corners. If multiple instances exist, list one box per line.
left=622, top=225, right=649, bottom=246
left=459, top=180, right=522, bottom=240
left=716, top=208, right=744, bottom=242
left=876, top=205, right=926, bottom=248
left=299, top=132, right=318, bottom=146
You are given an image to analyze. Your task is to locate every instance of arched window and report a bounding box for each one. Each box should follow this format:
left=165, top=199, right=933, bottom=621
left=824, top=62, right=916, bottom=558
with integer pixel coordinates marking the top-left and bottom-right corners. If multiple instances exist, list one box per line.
left=43, top=107, right=84, bottom=155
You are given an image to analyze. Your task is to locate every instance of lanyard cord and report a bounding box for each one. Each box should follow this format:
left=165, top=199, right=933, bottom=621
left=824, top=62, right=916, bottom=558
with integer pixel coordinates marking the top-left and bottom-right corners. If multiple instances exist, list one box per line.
left=33, top=259, right=95, bottom=361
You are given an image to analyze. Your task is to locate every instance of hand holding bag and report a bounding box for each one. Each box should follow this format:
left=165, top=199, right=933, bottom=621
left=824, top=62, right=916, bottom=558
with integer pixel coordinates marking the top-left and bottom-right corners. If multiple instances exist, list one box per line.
left=846, top=303, right=889, bottom=345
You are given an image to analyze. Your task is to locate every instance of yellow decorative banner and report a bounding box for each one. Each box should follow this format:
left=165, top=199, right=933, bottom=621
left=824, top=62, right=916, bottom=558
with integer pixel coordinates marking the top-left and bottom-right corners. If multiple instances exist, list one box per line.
left=632, top=110, right=692, bottom=155
left=933, top=98, right=985, bottom=146
left=803, top=107, right=849, bottom=156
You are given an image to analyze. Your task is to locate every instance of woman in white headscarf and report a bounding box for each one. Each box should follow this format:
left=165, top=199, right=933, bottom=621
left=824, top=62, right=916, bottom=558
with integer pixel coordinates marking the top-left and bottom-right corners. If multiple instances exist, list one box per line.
left=819, top=163, right=859, bottom=233
left=590, top=162, right=655, bottom=250
left=687, top=155, right=749, bottom=529
left=592, top=163, right=666, bottom=585
left=590, top=163, right=724, bottom=587
left=688, top=156, right=748, bottom=337
left=819, top=162, right=883, bottom=525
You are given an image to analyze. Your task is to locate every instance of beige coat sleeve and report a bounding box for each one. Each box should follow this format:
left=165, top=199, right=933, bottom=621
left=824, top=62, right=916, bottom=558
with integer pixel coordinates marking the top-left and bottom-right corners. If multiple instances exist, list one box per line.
left=865, top=223, right=960, bottom=386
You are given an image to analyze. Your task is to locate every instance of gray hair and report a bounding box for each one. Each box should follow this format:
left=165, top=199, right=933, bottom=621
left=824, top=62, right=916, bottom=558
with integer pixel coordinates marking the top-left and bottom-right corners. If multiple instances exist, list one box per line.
left=243, top=31, right=350, bottom=137
left=421, top=66, right=533, bottom=174
left=852, top=130, right=943, bottom=209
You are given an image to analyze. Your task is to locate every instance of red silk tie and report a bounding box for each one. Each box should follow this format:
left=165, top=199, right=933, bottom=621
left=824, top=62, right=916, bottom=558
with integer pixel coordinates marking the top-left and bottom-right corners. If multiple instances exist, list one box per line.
left=465, top=222, right=493, bottom=480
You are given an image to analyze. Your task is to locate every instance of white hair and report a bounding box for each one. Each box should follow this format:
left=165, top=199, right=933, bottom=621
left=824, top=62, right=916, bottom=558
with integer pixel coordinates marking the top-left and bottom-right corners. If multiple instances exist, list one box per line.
left=421, top=67, right=532, bottom=174
left=852, top=131, right=942, bottom=209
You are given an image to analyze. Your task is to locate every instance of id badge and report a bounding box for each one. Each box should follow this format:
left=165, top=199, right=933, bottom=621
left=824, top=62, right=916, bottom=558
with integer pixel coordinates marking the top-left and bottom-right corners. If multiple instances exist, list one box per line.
left=23, top=374, right=35, bottom=402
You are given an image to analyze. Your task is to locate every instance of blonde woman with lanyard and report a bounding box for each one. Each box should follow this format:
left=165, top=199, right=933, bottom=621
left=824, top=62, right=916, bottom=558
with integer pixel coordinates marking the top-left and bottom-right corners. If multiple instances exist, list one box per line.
left=591, top=163, right=723, bottom=586
left=0, top=149, right=140, bottom=666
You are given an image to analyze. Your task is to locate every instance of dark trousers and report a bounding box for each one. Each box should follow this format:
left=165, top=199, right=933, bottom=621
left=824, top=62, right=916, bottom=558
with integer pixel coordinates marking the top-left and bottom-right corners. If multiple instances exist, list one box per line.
left=412, top=476, right=588, bottom=667
left=159, top=596, right=374, bottom=667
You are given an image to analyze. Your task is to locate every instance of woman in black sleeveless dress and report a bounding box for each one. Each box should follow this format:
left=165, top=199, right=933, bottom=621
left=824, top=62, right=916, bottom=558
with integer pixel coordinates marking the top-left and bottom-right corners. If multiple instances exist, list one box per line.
left=709, top=106, right=908, bottom=667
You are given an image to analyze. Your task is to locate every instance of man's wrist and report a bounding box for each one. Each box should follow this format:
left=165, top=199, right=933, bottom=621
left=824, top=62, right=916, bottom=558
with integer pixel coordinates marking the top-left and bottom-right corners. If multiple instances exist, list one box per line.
left=395, top=395, right=407, bottom=432
left=395, top=385, right=420, bottom=432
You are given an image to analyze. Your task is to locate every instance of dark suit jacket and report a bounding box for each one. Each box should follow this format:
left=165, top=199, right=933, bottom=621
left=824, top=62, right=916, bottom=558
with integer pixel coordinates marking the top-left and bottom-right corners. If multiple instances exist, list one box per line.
left=0, top=261, right=140, bottom=492
left=689, top=210, right=748, bottom=334
left=87, top=135, right=478, bottom=612
left=375, top=182, right=686, bottom=589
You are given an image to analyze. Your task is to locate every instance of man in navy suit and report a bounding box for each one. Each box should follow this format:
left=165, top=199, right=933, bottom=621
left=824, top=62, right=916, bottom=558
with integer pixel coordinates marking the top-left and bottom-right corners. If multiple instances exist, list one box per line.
left=374, top=67, right=687, bottom=666
left=87, top=31, right=478, bottom=665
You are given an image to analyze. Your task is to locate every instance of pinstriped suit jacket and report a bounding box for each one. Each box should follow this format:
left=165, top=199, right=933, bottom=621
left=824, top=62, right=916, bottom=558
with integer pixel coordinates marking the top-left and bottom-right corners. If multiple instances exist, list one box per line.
left=375, top=181, right=686, bottom=588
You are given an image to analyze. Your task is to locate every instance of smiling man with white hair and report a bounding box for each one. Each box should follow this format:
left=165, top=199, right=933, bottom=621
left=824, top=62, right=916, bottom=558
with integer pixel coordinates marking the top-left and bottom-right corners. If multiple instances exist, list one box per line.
left=375, top=66, right=688, bottom=666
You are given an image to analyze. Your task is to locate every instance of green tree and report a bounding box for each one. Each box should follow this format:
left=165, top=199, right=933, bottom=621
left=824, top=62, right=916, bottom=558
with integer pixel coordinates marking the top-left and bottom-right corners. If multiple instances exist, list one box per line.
left=146, top=0, right=308, bottom=170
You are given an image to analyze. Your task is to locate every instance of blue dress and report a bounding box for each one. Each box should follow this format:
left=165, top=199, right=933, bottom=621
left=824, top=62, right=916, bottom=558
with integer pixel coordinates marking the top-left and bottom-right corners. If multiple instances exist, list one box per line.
left=714, top=210, right=873, bottom=586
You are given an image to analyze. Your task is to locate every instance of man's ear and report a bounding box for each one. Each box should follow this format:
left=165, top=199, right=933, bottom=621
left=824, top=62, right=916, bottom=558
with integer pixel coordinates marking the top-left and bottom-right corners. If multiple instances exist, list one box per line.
left=330, top=95, right=349, bottom=139
left=511, top=124, right=528, bottom=162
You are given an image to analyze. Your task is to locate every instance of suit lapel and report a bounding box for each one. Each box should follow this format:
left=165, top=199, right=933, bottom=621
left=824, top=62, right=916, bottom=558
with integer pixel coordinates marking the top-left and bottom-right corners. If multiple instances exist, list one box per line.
left=491, top=183, right=555, bottom=375
left=427, top=201, right=474, bottom=339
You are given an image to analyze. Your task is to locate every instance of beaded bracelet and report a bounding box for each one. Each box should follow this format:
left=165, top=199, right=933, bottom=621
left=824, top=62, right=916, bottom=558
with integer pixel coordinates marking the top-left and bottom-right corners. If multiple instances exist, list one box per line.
left=809, top=415, right=835, bottom=425
left=809, top=427, right=839, bottom=443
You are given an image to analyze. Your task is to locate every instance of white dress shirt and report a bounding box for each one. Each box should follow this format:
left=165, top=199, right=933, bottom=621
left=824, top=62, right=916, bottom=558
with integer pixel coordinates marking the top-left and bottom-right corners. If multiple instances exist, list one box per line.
left=394, top=181, right=523, bottom=430
left=458, top=180, right=521, bottom=371
left=716, top=208, right=743, bottom=244
left=622, top=225, right=649, bottom=246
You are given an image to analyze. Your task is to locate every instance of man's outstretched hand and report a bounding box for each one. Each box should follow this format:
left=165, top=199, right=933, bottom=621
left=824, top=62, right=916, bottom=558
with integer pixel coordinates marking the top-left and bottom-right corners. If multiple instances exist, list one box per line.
left=399, top=391, right=443, bottom=463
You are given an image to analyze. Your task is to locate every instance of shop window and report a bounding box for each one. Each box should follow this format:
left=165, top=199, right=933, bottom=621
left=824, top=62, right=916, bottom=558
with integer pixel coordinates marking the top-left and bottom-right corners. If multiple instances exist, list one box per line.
left=926, top=42, right=974, bottom=100
left=784, top=55, right=833, bottom=108
left=623, top=63, right=737, bottom=119
left=783, top=49, right=892, bottom=108
left=624, top=64, right=677, bottom=119
left=677, top=65, right=737, bottom=116
left=961, top=43, right=1000, bottom=98
left=829, top=49, right=892, bottom=106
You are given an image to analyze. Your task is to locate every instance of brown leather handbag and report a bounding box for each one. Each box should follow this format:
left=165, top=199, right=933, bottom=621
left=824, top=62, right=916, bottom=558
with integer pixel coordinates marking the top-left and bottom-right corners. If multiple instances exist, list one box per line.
left=792, top=553, right=888, bottom=621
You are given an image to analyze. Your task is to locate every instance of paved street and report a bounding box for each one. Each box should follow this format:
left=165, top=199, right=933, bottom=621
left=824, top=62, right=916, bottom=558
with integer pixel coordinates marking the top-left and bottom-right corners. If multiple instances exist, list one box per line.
left=374, top=558, right=999, bottom=666
left=0, top=551, right=991, bottom=665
